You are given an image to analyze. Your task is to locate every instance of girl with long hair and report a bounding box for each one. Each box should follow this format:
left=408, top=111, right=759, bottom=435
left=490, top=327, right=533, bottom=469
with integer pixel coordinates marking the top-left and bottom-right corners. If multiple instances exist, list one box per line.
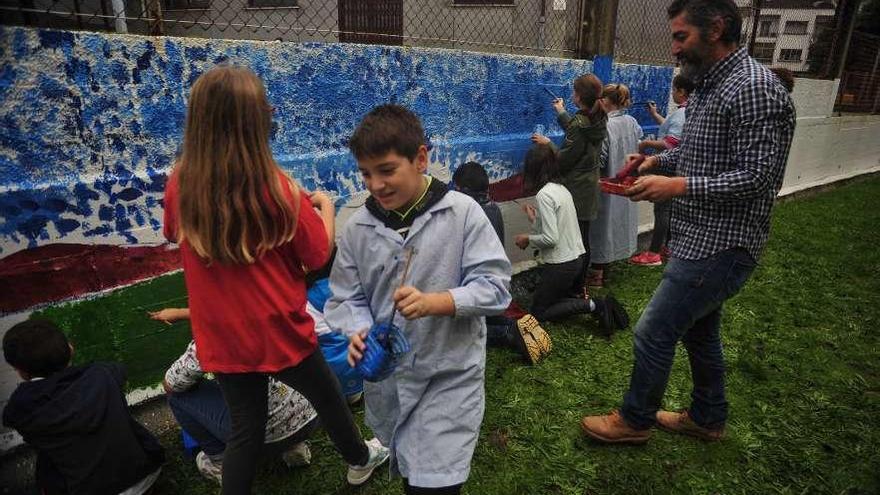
left=162, top=66, right=387, bottom=494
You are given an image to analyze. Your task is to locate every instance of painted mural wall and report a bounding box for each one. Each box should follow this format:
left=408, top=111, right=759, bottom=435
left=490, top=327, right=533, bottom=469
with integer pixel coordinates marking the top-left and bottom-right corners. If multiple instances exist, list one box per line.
left=0, top=25, right=673, bottom=314
left=0, top=25, right=674, bottom=450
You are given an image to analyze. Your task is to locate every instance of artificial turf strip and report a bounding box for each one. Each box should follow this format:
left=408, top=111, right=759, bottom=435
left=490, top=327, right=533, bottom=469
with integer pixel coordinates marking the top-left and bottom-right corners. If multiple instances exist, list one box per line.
left=33, top=272, right=190, bottom=391
left=35, top=178, right=880, bottom=494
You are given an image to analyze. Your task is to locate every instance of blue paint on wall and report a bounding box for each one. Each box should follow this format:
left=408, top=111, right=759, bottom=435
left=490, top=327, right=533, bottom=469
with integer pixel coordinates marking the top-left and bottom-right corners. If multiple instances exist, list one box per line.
left=0, top=26, right=673, bottom=256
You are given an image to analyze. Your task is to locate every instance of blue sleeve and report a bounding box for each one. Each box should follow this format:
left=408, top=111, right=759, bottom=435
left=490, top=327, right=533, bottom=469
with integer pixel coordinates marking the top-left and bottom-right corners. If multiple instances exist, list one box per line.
left=664, top=108, right=686, bottom=140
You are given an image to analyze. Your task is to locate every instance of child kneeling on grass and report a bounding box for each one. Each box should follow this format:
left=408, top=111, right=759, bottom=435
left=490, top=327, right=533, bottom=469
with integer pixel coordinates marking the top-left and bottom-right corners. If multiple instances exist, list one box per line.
left=326, top=104, right=512, bottom=495
left=513, top=144, right=629, bottom=335
left=3, top=319, right=164, bottom=495
left=149, top=307, right=319, bottom=486
left=451, top=161, right=552, bottom=365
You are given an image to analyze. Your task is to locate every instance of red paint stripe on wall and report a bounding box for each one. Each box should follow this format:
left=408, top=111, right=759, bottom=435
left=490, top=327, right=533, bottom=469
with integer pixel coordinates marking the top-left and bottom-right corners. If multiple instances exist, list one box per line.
left=0, top=244, right=181, bottom=314
left=488, top=173, right=526, bottom=203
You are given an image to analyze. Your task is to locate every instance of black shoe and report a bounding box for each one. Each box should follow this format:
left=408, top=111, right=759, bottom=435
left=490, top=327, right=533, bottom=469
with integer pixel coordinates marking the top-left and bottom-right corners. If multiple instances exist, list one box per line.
left=605, top=295, right=630, bottom=330
left=594, top=296, right=629, bottom=334
left=593, top=298, right=614, bottom=336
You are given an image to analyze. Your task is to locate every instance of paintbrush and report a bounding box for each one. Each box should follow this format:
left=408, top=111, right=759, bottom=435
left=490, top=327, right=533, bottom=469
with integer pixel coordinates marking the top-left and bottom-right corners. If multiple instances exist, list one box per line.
left=387, top=246, right=416, bottom=327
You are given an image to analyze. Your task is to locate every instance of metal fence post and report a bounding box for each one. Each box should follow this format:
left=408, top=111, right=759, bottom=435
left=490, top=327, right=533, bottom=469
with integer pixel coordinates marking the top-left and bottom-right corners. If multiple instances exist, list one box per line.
left=871, top=42, right=880, bottom=114
left=746, top=0, right=763, bottom=56
left=145, top=0, right=163, bottom=36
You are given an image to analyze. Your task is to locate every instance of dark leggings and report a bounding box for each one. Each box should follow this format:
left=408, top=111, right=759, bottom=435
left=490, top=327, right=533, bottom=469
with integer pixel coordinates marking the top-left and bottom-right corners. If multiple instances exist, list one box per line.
left=403, top=479, right=463, bottom=494
left=530, top=256, right=593, bottom=322
left=649, top=200, right=671, bottom=253
left=215, top=350, right=368, bottom=495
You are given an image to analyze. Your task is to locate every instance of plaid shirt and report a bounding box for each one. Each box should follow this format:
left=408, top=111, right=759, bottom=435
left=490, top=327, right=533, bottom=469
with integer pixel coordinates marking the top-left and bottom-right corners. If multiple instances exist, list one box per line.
left=657, top=47, right=796, bottom=261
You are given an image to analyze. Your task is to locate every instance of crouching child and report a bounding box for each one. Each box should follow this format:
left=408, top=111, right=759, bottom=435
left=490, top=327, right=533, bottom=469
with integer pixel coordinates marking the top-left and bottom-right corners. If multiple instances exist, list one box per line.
left=3, top=319, right=164, bottom=495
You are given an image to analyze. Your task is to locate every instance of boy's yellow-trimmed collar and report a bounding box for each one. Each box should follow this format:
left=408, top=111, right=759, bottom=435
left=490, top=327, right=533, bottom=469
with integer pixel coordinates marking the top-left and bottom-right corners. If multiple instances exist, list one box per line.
left=391, top=176, right=432, bottom=220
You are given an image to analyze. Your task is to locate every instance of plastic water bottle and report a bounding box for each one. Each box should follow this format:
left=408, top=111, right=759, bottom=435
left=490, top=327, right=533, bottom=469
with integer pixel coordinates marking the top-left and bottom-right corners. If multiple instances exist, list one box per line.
left=534, top=123, right=545, bottom=136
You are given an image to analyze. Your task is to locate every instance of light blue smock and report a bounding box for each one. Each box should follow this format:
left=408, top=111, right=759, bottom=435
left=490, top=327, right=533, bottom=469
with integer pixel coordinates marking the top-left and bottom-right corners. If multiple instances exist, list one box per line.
left=325, top=190, right=512, bottom=488
left=659, top=106, right=686, bottom=140
left=590, top=109, right=643, bottom=264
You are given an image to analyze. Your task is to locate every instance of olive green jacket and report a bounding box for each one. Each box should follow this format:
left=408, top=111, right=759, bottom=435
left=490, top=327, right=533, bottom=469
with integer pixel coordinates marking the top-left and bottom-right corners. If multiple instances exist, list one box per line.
left=551, top=110, right=607, bottom=221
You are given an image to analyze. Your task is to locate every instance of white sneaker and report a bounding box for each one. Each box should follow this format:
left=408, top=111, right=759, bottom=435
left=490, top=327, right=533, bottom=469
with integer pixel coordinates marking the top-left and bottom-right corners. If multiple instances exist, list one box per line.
left=346, top=438, right=390, bottom=486
left=195, top=451, right=222, bottom=485
left=282, top=441, right=312, bottom=468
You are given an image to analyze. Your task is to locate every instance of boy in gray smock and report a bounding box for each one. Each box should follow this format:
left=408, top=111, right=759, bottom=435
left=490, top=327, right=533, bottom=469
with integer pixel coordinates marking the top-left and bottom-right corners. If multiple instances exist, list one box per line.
left=325, top=105, right=512, bottom=495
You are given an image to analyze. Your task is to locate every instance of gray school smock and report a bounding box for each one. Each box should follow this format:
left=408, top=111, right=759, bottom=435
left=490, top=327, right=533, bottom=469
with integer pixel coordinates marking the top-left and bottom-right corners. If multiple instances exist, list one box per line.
left=590, top=110, right=643, bottom=264
left=324, top=191, right=512, bottom=488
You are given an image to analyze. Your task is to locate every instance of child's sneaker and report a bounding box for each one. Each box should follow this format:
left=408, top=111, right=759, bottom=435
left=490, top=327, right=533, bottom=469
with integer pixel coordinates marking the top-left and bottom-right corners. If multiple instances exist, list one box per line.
left=282, top=441, right=311, bottom=468
left=629, top=251, right=662, bottom=266
left=195, top=451, right=222, bottom=485
left=347, top=438, right=390, bottom=486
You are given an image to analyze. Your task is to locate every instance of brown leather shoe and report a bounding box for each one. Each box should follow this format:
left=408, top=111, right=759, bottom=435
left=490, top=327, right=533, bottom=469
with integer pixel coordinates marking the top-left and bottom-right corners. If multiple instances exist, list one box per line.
left=656, top=410, right=724, bottom=441
left=580, top=410, right=652, bottom=444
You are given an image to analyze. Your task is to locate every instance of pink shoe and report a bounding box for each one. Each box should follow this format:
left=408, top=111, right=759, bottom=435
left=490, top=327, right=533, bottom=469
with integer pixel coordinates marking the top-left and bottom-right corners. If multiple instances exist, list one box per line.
left=629, top=252, right=662, bottom=266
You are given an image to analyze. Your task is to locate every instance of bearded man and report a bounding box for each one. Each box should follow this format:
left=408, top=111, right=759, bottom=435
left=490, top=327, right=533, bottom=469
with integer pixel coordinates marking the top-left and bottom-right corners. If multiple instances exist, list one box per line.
left=580, top=0, right=796, bottom=444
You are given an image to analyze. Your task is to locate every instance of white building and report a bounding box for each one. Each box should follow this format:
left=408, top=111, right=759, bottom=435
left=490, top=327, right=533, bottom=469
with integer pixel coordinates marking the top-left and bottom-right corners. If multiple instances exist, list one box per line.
left=738, top=0, right=837, bottom=72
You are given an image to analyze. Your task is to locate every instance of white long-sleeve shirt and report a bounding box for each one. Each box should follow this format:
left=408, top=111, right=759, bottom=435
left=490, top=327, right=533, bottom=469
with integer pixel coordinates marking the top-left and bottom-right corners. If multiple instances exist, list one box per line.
left=528, top=182, right=586, bottom=264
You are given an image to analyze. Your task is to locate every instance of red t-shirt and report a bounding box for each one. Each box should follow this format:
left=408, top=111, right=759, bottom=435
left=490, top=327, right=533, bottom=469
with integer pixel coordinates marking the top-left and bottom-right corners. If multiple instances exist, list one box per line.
left=163, top=172, right=329, bottom=373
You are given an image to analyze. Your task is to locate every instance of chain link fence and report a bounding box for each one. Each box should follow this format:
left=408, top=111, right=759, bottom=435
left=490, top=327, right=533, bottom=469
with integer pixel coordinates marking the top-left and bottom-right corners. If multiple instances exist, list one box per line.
left=835, top=30, right=880, bottom=113
left=0, top=0, right=586, bottom=58
left=2, top=0, right=875, bottom=111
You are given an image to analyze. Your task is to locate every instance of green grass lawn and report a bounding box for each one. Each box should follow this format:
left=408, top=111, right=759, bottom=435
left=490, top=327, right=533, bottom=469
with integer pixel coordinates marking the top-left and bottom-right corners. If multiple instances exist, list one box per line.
left=37, top=178, right=880, bottom=494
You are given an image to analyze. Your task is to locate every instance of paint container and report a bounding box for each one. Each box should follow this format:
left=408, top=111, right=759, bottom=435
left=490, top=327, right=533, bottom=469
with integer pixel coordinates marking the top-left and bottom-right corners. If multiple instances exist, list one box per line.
left=600, top=154, right=645, bottom=196
left=355, top=322, right=411, bottom=382
left=534, top=124, right=545, bottom=136
left=356, top=247, right=415, bottom=382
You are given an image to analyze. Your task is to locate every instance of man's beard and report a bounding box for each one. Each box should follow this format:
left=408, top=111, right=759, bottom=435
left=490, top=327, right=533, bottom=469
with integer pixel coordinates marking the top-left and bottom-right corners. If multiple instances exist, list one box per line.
left=678, top=55, right=711, bottom=82
left=677, top=43, right=713, bottom=82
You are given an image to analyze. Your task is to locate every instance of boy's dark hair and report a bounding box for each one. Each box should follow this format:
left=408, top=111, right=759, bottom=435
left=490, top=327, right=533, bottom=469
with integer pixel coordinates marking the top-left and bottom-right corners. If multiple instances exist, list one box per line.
left=672, top=74, right=696, bottom=94
left=769, top=67, right=795, bottom=93
left=667, top=0, right=742, bottom=45
left=349, top=104, right=425, bottom=161
left=522, top=144, right=561, bottom=195
left=3, top=319, right=71, bottom=377
left=452, top=161, right=490, bottom=193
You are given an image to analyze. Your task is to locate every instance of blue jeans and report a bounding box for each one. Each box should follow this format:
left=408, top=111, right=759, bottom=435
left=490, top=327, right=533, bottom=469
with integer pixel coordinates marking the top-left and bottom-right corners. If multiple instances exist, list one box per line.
left=169, top=380, right=230, bottom=458
left=168, top=379, right=317, bottom=461
left=620, top=248, right=756, bottom=430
